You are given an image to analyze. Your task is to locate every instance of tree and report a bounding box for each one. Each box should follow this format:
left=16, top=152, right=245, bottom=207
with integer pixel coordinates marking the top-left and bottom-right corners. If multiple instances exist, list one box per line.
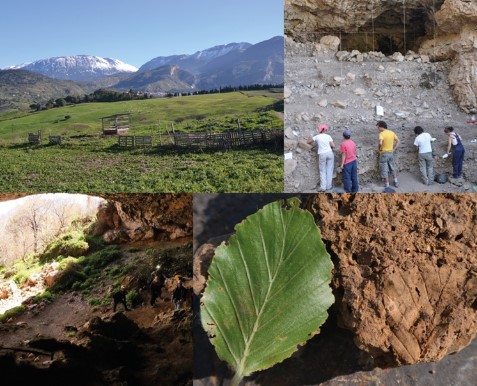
left=55, top=98, right=66, bottom=107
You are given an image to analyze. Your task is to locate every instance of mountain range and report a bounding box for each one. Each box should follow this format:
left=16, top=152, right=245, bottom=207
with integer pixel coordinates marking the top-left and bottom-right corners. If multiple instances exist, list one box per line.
left=0, top=36, right=283, bottom=110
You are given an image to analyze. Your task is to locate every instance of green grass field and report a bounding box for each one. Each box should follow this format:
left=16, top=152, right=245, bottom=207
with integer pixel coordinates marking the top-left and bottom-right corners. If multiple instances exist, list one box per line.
left=0, top=91, right=283, bottom=193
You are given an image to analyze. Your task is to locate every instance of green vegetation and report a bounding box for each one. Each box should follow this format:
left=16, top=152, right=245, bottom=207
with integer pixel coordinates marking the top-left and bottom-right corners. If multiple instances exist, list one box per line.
left=51, top=245, right=123, bottom=293
left=1, top=220, right=193, bottom=317
left=41, top=230, right=89, bottom=262
left=31, top=290, right=54, bottom=304
left=0, top=92, right=283, bottom=192
left=12, top=254, right=43, bottom=285
left=0, top=305, right=26, bottom=323
left=126, top=289, right=142, bottom=308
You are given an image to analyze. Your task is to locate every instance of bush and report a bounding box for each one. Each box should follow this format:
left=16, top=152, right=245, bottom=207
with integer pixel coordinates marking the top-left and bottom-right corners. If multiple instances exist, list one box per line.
left=32, top=291, right=54, bottom=304
left=88, top=297, right=102, bottom=306
left=126, top=290, right=142, bottom=308
left=41, top=231, right=89, bottom=263
left=0, top=306, right=26, bottom=323
left=79, top=246, right=123, bottom=270
left=50, top=262, right=86, bottom=292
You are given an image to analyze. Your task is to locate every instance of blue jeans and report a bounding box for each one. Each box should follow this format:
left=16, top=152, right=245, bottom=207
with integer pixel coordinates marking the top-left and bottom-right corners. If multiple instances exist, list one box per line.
left=452, top=146, right=465, bottom=178
left=343, top=160, right=359, bottom=192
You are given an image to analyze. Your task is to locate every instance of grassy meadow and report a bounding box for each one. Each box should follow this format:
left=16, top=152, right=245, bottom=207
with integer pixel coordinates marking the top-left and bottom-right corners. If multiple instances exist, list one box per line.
left=0, top=91, right=283, bottom=192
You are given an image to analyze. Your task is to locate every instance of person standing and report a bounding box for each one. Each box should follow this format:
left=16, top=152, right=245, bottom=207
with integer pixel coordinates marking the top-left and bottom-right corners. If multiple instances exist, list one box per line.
left=443, top=126, right=465, bottom=178
left=339, top=130, right=359, bottom=193
left=307, top=123, right=335, bottom=191
left=112, top=285, right=129, bottom=312
left=150, top=264, right=165, bottom=307
left=172, top=278, right=186, bottom=310
left=376, top=121, right=400, bottom=188
left=413, top=126, right=434, bottom=185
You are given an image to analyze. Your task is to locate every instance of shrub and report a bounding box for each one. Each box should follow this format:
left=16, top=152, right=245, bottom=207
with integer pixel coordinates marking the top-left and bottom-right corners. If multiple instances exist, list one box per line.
left=41, top=231, right=89, bottom=263
left=88, top=297, right=102, bottom=306
left=79, top=246, right=123, bottom=270
left=126, top=290, right=142, bottom=308
left=0, top=306, right=26, bottom=323
left=50, top=261, right=86, bottom=292
left=32, top=291, right=54, bottom=304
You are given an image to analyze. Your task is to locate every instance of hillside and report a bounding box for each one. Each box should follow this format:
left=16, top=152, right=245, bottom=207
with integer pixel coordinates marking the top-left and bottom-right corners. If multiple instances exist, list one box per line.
left=115, top=65, right=198, bottom=94
left=0, top=70, right=86, bottom=112
left=0, top=91, right=284, bottom=193
left=139, top=42, right=251, bottom=74
left=198, top=36, right=285, bottom=89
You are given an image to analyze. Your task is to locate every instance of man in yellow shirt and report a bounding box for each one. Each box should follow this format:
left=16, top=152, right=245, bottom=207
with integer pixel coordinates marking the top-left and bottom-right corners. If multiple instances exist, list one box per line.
left=377, top=121, right=400, bottom=188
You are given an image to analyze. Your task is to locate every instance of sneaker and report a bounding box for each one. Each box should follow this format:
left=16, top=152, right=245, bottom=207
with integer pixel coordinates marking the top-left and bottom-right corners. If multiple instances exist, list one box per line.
left=393, top=180, right=399, bottom=188
left=384, top=182, right=390, bottom=188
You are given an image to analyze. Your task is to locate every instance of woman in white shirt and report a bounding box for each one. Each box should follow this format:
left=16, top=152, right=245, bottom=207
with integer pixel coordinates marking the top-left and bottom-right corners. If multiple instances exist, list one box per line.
left=307, top=123, right=335, bottom=191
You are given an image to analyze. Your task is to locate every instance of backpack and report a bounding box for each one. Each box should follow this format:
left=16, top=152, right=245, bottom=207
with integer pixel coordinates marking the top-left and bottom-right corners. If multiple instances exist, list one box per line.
left=435, top=173, right=448, bottom=184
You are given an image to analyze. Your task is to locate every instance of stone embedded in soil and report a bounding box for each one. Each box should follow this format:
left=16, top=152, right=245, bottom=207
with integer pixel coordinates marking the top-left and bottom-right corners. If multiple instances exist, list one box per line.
left=305, top=193, right=477, bottom=366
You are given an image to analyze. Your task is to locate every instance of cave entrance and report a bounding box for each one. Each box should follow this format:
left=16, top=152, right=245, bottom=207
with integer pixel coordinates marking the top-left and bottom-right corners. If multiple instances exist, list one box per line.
left=339, top=7, right=433, bottom=55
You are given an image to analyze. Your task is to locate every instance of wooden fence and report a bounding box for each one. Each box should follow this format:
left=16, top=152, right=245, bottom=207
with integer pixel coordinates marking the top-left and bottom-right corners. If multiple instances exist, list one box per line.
left=49, top=135, right=62, bottom=145
left=172, top=129, right=281, bottom=150
left=118, top=135, right=153, bottom=147
left=28, top=131, right=42, bottom=145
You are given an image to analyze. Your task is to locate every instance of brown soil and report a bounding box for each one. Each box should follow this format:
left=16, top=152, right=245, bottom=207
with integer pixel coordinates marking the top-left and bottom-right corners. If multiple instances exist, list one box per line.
left=306, top=193, right=477, bottom=366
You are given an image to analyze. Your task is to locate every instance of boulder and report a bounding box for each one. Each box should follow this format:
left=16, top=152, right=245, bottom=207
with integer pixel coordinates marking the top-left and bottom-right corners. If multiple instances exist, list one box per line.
left=320, top=35, right=341, bottom=51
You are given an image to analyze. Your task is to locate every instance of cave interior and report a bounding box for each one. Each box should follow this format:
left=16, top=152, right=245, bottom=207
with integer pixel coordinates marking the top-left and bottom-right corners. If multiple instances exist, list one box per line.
left=337, top=3, right=443, bottom=55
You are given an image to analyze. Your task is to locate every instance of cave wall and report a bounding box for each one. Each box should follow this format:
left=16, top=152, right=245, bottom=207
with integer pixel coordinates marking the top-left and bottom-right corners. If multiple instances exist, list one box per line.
left=285, top=0, right=477, bottom=112
left=94, top=194, right=193, bottom=243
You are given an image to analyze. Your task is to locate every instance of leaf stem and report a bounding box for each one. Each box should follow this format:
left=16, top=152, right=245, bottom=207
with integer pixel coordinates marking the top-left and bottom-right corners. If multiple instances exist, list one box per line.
left=230, top=371, right=243, bottom=386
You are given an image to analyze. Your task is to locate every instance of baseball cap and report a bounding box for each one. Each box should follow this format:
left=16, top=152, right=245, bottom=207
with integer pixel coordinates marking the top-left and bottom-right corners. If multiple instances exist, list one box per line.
left=318, top=123, right=328, bottom=133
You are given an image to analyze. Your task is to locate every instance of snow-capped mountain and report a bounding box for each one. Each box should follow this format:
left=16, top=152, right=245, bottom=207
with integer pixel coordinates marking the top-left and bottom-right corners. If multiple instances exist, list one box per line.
left=139, top=42, right=251, bottom=74
left=1, top=37, right=283, bottom=107
left=11, top=55, right=138, bottom=81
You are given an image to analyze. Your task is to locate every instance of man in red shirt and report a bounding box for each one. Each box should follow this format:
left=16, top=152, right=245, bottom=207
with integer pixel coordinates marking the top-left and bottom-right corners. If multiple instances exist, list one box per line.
left=339, top=130, right=359, bottom=193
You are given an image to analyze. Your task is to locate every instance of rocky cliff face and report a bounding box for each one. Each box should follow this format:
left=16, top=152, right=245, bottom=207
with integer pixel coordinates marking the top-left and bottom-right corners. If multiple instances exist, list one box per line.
left=285, top=0, right=477, bottom=112
left=94, top=194, right=192, bottom=243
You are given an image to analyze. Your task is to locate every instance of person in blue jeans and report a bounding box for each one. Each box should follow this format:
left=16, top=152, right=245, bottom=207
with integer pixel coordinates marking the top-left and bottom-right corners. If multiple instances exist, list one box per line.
left=339, top=130, right=359, bottom=192
left=443, top=126, right=465, bottom=178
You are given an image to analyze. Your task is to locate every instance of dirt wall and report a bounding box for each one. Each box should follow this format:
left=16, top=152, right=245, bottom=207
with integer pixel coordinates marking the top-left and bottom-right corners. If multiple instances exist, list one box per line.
left=306, top=193, right=477, bottom=366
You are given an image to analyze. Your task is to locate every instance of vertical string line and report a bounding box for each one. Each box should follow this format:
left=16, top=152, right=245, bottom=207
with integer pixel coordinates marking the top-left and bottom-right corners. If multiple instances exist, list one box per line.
left=403, top=0, right=407, bottom=53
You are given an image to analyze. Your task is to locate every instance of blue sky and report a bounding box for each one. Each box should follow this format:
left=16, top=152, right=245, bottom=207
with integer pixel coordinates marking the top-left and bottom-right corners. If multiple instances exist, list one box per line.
left=0, top=0, right=283, bottom=69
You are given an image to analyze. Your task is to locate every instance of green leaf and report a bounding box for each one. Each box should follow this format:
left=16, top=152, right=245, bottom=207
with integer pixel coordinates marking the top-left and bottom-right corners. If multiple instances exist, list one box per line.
left=201, top=198, right=334, bottom=385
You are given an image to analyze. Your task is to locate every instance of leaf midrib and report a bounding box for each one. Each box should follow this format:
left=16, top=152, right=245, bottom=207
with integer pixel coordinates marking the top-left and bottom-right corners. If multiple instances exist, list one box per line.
left=234, top=206, right=309, bottom=377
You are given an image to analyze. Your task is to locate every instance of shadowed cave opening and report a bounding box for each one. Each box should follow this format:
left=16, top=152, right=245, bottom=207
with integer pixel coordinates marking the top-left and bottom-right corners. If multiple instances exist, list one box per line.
left=338, top=5, right=441, bottom=55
